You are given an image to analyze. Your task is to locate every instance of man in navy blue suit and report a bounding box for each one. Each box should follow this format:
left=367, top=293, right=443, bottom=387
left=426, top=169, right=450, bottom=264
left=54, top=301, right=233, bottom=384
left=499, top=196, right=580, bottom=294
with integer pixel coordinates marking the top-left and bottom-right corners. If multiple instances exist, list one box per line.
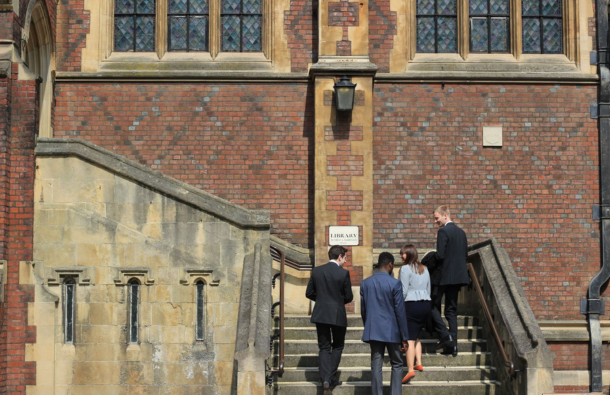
left=360, top=252, right=409, bottom=395
left=306, top=245, right=353, bottom=394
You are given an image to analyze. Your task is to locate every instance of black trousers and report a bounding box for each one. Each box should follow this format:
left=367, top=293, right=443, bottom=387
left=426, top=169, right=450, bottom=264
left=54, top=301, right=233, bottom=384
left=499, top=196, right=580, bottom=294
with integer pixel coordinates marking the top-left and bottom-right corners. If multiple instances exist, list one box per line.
left=430, top=284, right=461, bottom=342
left=315, top=323, right=347, bottom=384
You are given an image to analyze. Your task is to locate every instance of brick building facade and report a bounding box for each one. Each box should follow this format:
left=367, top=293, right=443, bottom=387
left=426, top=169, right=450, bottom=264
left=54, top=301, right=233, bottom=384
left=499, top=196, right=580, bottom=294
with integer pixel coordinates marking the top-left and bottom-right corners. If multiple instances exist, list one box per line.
left=0, top=0, right=606, bottom=392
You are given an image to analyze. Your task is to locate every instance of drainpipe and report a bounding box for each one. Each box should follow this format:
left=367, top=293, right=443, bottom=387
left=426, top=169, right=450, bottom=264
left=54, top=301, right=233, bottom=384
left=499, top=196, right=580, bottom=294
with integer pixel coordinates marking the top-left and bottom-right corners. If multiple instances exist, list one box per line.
left=585, top=0, right=610, bottom=392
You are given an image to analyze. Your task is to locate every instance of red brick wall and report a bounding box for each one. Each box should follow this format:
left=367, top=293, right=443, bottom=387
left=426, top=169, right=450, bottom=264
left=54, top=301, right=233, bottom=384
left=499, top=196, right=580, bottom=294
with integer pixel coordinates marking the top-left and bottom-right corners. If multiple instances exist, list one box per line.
left=0, top=65, right=38, bottom=394
left=373, top=83, right=601, bottom=322
left=285, top=0, right=318, bottom=72
left=56, top=0, right=89, bottom=71
left=54, top=82, right=315, bottom=248
left=368, top=0, right=396, bottom=72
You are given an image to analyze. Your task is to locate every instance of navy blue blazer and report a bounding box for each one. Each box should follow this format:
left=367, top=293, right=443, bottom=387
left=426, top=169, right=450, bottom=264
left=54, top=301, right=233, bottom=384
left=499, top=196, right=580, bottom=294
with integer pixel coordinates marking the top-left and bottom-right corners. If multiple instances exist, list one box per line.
left=360, top=271, right=409, bottom=344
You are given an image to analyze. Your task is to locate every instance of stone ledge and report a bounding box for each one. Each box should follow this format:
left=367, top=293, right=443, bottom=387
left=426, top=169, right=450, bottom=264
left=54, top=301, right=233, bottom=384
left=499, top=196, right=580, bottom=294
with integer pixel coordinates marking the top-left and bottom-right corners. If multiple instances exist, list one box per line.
left=35, top=138, right=270, bottom=230
left=55, top=71, right=309, bottom=83
left=540, top=320, right=610, bottom=342
left=376, top=71, right=598, bottom=84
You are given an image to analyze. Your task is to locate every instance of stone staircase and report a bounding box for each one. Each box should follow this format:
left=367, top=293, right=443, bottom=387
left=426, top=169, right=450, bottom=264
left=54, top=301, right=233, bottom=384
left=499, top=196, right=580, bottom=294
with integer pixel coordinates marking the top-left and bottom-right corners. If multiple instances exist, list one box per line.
left=271, top=315, right=501, bottom=394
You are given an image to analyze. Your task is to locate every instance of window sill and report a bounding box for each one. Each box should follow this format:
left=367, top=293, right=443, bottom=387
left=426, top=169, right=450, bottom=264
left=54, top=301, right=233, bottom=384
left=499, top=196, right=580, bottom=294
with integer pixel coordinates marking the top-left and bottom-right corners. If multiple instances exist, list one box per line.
left=100, top=51, right=273, bottom=72
left=407, top=53, right=581, bottom=73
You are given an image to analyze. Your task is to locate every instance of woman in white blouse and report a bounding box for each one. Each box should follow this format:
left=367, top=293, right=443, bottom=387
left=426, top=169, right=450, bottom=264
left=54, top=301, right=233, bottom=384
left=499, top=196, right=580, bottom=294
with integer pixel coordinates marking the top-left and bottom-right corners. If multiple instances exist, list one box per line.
left=399, top=244, right=431, bottom=384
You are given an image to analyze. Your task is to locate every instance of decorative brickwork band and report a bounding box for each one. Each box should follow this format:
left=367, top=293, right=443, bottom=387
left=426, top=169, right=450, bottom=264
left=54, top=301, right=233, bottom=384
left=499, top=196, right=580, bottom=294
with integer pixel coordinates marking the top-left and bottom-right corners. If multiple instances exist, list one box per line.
left=337, top=40, right=352, bottom=56
left=328, top=1, right=360, bottom=26
left=324, top=125, right=363, bottom=141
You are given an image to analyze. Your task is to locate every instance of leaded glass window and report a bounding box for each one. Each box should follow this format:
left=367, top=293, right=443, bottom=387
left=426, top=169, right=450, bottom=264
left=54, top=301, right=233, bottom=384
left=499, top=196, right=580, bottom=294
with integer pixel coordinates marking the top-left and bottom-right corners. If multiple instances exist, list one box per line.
left=114, top=0, right=156, bottom=52
left=169, top=0, right=209, bottom=51
left=469, top=0, right=509, bottom=53
left=416, top=0, right=458, bottom=53
left=64, top=279, right=75, bottom=344
left=522, top=0, right=562, bottom=54
left=128, top=279, right=140, bottom=344
left=221, top=0, right=262, bottom=52
left=196, top=280, right=205, bottom=341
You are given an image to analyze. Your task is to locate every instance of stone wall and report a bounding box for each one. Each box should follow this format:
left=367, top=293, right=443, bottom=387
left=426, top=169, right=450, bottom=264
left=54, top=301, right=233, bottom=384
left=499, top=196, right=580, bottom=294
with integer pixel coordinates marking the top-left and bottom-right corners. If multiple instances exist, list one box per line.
left=27, top=139, right=271, bottom=394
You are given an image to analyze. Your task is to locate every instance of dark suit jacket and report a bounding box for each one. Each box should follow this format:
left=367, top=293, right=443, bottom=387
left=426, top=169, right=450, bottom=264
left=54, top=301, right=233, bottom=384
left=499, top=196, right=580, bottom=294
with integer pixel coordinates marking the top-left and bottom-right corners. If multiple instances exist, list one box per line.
left=360, top=271, right=409, bottom=343
left=305, top=262, right=353, bottom=327
left=431, top=222, right=470, bottom=286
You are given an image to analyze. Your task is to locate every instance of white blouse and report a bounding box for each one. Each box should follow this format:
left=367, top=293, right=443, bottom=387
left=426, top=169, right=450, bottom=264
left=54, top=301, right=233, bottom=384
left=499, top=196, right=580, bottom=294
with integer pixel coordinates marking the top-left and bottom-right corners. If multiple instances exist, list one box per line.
left=399, top=264, right=431, bottom=302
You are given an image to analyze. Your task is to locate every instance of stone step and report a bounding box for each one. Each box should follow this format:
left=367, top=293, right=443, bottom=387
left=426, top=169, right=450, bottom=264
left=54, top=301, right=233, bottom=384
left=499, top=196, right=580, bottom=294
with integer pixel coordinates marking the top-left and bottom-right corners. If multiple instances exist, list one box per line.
left=278, top=366, right=496, bottom=383
left=273, top=351, right=493, bottom=368
left=273, top=380, right=499, bottom=395
left=277, top=339, right=487, bottom=355
left=278, top=315, right=480, bottom=328
left=279, top=326, right=481, bottom=341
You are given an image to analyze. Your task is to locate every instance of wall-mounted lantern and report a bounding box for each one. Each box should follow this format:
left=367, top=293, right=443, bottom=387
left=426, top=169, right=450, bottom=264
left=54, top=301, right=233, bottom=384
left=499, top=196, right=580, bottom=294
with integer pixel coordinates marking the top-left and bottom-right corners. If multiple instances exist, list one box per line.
left=334, top=75, right=357, bottom=111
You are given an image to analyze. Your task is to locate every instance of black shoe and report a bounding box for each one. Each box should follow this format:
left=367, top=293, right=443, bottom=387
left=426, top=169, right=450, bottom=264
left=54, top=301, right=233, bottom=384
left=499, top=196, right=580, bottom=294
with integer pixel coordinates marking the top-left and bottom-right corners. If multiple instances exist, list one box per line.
left=323, top=381, right=332, bottom=395
left=435, top=335, right=453, bottom=350
left=441, top=343, right=458, bottom=357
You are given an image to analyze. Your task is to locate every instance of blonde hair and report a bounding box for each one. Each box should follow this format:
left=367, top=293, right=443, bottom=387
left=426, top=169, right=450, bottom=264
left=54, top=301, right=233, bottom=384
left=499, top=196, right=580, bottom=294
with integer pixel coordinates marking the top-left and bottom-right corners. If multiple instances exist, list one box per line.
left=434, top=205, right=451, bottom=218
left=400, top=244, right=425, bottom=275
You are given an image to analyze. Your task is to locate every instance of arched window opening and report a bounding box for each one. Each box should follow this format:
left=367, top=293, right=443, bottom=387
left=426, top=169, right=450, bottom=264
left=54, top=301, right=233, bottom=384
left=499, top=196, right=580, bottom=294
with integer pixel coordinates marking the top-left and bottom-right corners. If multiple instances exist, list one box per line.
left=128, top=279, right=140, bottom=344
left=196, top=280, right=205, bottom=341
left=23, top=1, right=54, bottom=137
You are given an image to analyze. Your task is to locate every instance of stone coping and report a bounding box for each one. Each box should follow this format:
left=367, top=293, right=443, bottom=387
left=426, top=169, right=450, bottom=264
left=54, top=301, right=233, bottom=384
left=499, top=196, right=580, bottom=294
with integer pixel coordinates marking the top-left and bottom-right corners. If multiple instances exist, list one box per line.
left=55, top=71, right=310, bottom=82
left=35, top=138, right=270, bottom=230
left=376, top=71, right=598, bottom=84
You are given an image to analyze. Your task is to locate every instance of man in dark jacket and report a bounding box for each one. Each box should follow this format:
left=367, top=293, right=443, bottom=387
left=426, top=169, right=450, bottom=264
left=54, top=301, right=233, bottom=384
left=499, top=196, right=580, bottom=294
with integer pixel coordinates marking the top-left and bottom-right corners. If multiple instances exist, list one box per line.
left=360, top=252, right=409, bottom=395
left=429, top=206, right=469, bottom=356
left=306, top=245, right=353, bottom=394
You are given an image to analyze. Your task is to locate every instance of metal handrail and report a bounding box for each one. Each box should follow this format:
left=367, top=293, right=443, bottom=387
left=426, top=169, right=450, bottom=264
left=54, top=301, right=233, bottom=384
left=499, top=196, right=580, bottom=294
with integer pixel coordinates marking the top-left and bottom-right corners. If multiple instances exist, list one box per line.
left=467, top=262, right=516, bottom=379
left=269, top=245, right=285, bottom=377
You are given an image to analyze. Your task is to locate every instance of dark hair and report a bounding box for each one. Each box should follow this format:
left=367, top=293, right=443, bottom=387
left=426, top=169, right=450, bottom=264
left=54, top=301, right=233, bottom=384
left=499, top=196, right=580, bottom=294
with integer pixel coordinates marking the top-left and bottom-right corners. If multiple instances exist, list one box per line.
left=400, top=244, right=424, bottom=275
left=377, top=252, right=395, bottom=269
left=328, top=245, right=348, bottom=260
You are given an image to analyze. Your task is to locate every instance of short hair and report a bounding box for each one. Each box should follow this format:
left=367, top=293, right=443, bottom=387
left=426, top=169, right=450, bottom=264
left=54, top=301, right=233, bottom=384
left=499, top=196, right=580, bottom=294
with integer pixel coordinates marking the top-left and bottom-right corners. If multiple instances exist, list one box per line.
left=377, top=252, right=395, bottom=269
left=434, top=205, right=451, bottom=217
left=328, top=245, right=348, bottom=260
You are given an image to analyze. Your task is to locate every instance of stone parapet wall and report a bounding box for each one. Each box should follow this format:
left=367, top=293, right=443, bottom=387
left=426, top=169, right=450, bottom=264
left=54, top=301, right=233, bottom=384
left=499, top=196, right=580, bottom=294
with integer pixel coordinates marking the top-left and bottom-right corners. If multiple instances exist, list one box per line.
left=28, top=139, right=271, bottom=394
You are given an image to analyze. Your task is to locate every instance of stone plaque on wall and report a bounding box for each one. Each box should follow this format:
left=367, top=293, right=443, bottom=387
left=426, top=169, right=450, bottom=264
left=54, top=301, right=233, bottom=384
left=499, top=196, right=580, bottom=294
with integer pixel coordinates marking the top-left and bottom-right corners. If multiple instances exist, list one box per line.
left=329, top=226, right=359, bottom=246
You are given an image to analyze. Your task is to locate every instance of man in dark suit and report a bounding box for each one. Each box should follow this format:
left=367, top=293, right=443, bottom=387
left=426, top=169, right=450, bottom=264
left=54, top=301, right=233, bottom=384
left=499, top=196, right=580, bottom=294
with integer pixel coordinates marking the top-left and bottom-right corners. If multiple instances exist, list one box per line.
left=429, top=205, right=470, bottom=356
left=305, top=245, right=353, bottom=394
left=360, top=252, right=409, bottom=395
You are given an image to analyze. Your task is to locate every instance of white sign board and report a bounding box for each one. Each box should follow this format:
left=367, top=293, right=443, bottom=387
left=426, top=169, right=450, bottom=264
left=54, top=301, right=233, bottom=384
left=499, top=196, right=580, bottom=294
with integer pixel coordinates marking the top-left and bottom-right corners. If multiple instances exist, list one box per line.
left=328, top=226, right=359, bottom=246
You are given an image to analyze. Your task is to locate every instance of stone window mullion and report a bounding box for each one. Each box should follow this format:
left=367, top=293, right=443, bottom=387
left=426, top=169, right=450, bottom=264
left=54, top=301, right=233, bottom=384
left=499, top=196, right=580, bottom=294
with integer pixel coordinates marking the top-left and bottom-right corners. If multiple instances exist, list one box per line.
left=210, top=0, right=220, bottom=58
left=157, top=0, right=168, bottom=58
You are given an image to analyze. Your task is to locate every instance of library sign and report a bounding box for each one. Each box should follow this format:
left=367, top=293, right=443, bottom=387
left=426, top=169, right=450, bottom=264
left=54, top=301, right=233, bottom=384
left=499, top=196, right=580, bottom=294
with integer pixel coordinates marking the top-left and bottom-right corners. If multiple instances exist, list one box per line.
left=328, top=226, right=359, bottom=246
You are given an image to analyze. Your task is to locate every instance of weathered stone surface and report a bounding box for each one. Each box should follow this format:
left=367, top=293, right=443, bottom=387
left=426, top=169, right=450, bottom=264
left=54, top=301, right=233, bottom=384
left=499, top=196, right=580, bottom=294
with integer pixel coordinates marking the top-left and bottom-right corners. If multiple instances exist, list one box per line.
left=29, top=140, right=272, bottom=394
